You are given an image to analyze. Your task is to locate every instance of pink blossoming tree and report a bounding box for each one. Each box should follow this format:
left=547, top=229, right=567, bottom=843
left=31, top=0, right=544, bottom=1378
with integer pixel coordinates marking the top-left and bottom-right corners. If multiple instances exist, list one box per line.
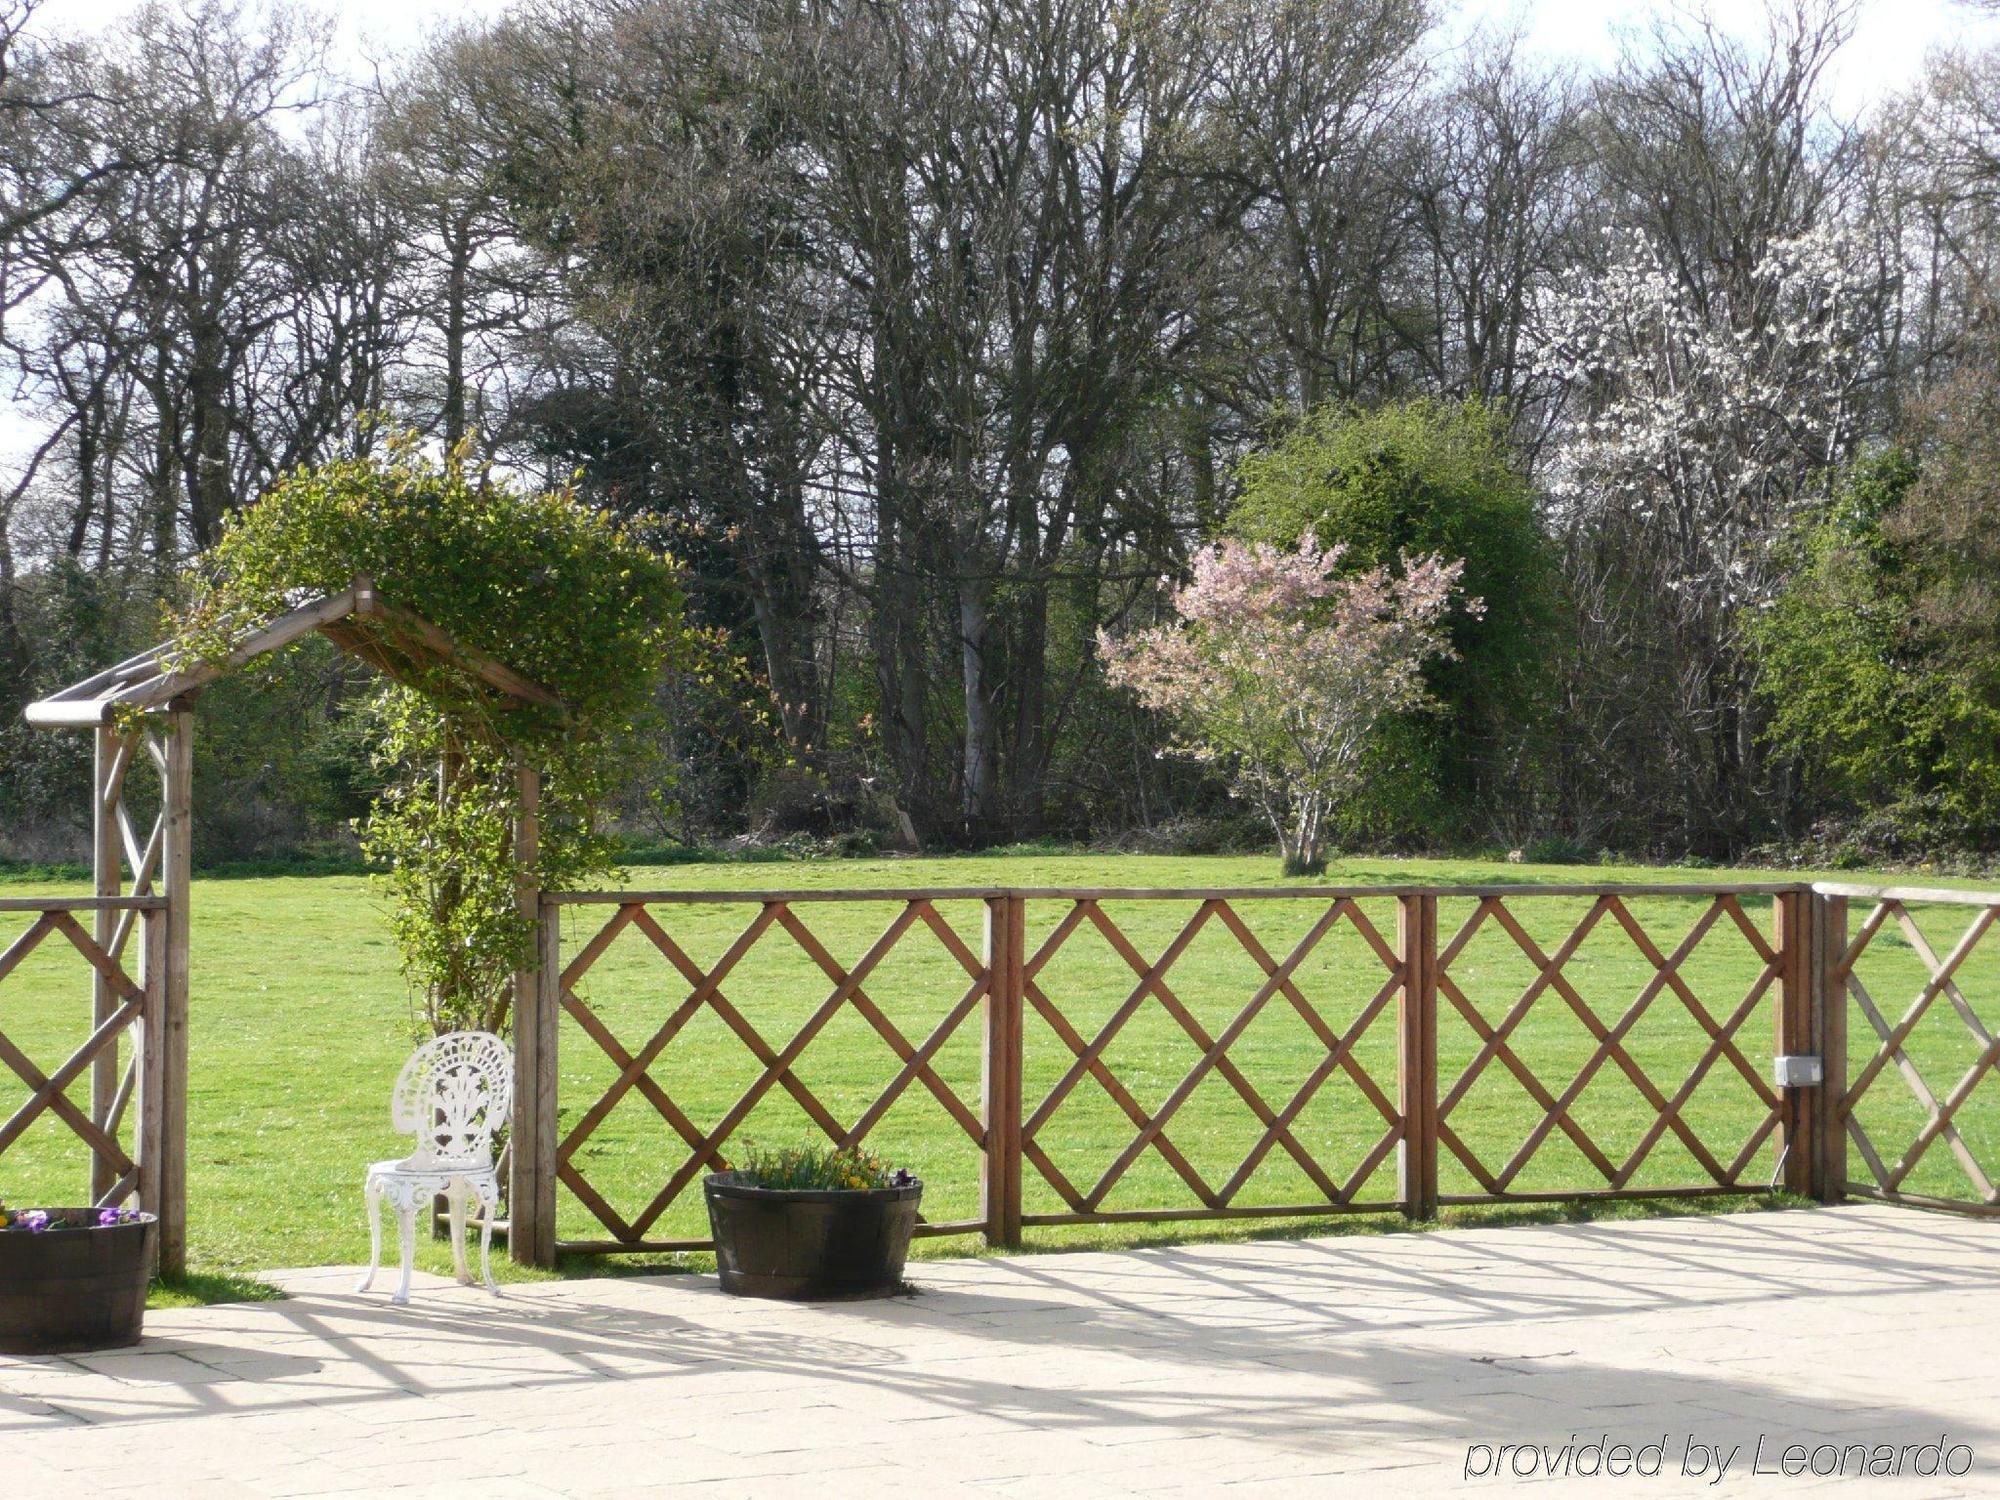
left=1101, top=536, right=1476, bottom=874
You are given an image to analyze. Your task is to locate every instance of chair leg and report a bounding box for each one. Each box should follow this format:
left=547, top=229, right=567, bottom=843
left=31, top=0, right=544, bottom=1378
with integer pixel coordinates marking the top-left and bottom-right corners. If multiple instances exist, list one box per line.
left=479, top=1207, right=498, bottom=1294
left=356, top=1181, right=382, bottom=1293
left=394, top=1201, right=417, bottom=1305
left=448, top=1182, right=471, bottom=1286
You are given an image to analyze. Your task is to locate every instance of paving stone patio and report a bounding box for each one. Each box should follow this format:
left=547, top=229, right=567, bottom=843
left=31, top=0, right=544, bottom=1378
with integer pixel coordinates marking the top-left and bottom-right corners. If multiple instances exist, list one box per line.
left=2, top=1204, right=1997, bottom=1497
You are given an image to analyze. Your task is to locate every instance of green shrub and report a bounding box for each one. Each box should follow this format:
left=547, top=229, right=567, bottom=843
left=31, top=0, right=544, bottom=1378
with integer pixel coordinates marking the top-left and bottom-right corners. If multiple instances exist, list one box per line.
left=1752, top=445, right=2000, bottom=855
left=1231, top=398, right=1561, bottom=842
left=1521, top=836, right=1592, bottom=866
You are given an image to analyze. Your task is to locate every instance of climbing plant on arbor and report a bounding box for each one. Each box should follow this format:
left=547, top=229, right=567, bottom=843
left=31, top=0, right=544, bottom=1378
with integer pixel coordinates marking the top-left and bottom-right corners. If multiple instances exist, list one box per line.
left=163, top=437, right=691, bottom=1034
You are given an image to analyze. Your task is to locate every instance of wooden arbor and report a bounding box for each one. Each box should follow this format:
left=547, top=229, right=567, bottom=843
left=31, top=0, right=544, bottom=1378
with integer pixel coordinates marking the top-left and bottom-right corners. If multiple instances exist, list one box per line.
left=22, top=577, right=558, bottom=1277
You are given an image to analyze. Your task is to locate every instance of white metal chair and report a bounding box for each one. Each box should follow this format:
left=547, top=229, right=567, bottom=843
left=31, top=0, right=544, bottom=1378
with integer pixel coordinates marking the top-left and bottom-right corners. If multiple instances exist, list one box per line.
left=357, top=1031, right=511, bottom=1304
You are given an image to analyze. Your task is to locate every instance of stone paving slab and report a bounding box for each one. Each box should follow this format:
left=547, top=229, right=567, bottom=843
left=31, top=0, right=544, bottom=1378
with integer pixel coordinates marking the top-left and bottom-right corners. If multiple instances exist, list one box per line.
left=2, top=1205, right=1997, bottom=1497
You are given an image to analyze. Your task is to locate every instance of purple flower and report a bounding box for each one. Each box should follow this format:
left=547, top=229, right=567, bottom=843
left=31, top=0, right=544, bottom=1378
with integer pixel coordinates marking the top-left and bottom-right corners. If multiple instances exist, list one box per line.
left=97, top=1208, right=137, bottom=1227
left=18, top=1210, right=49, bottom=1233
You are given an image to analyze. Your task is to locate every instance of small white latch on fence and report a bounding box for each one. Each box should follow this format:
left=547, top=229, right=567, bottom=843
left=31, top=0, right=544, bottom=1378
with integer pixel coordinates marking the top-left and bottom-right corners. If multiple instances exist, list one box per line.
left=1774, top=1055, right=1823, bottom=1088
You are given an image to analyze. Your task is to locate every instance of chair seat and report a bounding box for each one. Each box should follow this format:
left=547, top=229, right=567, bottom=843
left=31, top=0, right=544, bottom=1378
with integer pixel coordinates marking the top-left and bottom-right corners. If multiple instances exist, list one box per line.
left=368, top=1153, right=494, bottom=1178
left=364, top=1160, right=501, bottom=1213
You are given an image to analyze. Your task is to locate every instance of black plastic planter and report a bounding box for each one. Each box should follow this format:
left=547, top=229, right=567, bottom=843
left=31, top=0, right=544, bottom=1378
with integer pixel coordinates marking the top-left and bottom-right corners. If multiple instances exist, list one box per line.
left=0, top=1210, right=155, bottom=1354
left=704, top=1173, right=921, bottom=1300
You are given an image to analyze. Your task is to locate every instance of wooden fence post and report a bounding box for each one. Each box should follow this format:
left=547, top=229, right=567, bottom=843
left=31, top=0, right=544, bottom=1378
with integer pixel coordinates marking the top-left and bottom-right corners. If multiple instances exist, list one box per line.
left=982, top=894, right=1024, bottom=1249
left=1814, top=891, right=1848, bottom=1204
left=156, top=708, right=191, bottom=1280
left=1774, top=890, right=1814, bottom=1196
left=510, top=762, right=558, bottom=1267
left=1397, top=893, right=1439, bottom=1219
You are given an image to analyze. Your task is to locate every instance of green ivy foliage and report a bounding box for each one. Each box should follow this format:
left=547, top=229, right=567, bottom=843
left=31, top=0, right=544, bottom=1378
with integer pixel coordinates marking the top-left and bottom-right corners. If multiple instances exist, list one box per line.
left=163, top=437, right=690, bottom=1035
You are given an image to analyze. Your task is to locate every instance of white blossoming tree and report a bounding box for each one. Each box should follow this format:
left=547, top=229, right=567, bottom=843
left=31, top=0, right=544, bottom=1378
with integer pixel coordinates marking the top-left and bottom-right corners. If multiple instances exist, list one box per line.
left=1540, top=225, right=1876, bottom=612
left=1535, top=223, right=1880, bottom=829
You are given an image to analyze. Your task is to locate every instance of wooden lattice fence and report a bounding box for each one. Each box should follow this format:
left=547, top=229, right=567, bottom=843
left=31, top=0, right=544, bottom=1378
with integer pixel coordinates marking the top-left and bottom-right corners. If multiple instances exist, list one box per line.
left=548, top=893, right=994, bottom=1251
left=526, top=882, right=1884, bottom=1258
left=0, top=896, right=172, bottom=1231
left=1430, top=889, right=1793, bottom=1206
left=1819, top=884, right=2000, bottom=1214
left=5, top=875, right=1996, bottom=1275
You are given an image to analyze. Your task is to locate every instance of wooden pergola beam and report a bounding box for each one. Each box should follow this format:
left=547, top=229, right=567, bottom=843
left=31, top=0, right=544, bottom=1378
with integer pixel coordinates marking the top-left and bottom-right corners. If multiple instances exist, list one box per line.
left=323, top=591, right=562, bottom=712
left=24, top=578, right=564, bottom=728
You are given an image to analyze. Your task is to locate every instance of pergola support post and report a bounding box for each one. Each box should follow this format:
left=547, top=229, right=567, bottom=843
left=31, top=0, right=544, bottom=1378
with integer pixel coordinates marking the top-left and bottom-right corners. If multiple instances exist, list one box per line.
left=137, top=903, right=168, bottom=1242
left=157, top=708, right=192, bottom=1279
left=88, top=713, right=179, bottom=1271
left=510, top=760, right=557, bottom=1268
left=90, top=726, right=122, bottom=1205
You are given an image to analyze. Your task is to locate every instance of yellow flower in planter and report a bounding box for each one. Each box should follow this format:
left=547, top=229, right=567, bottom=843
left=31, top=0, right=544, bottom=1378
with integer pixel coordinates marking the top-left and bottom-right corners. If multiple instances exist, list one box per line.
left=728, top=1140, right=915, bottom=1191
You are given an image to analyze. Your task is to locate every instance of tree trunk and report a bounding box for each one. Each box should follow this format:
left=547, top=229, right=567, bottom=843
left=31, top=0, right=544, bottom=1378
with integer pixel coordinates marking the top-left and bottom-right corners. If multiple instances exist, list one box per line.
left=1285, top=791, right=1327, bottom=876
left=870, top=442, right=930, bottom=838
left=0, top=500, right=21, bottom=699
left=745, top=511, right=824, bottom=757
left=149, top=345, right=179, bottom=576
left=958, top=577, right=999, bottom=842
left=1005, top=577, right=1050, bottom=837
left=66, top=410, right=97, bottom=559
left=442, top=220, right=470, bottom=452
left=184, top=320, right=233, bottom=547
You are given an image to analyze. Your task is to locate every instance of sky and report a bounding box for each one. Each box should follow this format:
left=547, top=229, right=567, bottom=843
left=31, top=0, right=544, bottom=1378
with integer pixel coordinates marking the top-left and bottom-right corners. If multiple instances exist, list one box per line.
left=33, top=0, right=2000, bottom=107
left=41, top=0, right=509, bottom=67
left=1454, top=0, right=2000, bottom=115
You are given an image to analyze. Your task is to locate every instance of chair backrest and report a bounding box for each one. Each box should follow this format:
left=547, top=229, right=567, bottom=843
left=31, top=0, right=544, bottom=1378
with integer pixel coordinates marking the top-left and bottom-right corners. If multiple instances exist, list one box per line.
left=391, top=1031, right=512, bottom=1168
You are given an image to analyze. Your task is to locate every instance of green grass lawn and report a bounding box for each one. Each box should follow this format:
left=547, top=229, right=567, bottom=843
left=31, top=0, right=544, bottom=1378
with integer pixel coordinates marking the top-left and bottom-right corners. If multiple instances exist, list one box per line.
left=1, top=851, right=1996, bottom=1300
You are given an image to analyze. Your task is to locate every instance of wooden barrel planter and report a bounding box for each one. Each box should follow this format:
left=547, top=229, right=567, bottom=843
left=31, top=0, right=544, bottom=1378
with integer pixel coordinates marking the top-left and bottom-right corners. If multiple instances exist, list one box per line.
left=0, top=1210, right=155, bottom=1354
left=705, top=1173, right=921, bottom=1300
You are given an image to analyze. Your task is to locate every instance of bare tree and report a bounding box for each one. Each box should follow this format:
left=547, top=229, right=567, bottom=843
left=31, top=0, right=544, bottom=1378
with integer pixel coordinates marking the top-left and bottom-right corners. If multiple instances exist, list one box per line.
left=7, top=2, right=414, bottom=570
left=1402, top=34, right=1589, bottom=441
left=373, top=27, right=543, bottom=455
left=1585, top=0, right=1861, bottom=315
left=1215, top=0, right=1432, bottom=414
left=442, top=0, right=834, bottom=754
